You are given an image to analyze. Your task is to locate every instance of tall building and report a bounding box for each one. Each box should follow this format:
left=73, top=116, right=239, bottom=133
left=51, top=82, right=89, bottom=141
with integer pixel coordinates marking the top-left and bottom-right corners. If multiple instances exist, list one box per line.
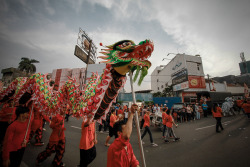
left=151, top=54, right=206, bottom=102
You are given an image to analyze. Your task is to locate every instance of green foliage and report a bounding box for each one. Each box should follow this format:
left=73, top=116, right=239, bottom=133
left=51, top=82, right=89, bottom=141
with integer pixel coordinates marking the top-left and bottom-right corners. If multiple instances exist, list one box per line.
left=18, top=57, right=39, bottom=75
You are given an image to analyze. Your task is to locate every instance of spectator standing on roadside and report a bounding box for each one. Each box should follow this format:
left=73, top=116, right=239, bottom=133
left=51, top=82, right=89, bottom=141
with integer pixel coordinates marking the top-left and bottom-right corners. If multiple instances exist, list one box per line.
left=242, top=98, right=250, bottom=120
left=202, top=101, right=208, bottom=117
left=186, top=105, right=192, bottom=121
left=140, top=106, right=146, bottom=130
left=195, top=103, right=200, bottom=120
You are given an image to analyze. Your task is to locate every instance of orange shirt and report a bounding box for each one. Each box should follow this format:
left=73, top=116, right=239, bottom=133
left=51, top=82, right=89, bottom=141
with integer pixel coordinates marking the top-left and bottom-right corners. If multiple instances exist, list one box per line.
left=166, top=115, right=173, bottom=128
left=236, top=100, right=243, bottom=107
left=242, top=103, right=250, bottom=113
left=79, top=121, right=95, bottom=150
left=110, top=114, right=117, bottom=128
left=49, top=114, right=65, bottom=142
left=212, top=107, right=222, bottom=117
left=117, top=109, right=124, bottom=115
left=162, top=112, right=167, bottom=125
left=143, top=114, right=150, bottom=127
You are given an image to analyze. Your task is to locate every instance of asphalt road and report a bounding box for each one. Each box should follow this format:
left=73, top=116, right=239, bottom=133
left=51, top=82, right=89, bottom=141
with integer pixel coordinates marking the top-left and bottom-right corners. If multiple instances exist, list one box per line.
left=21, top=114, right=250, bottom=167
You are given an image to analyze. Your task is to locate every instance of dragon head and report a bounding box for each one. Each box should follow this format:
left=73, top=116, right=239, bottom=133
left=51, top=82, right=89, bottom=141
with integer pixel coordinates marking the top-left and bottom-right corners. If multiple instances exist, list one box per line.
left=99, top=39, right=154, bottom=85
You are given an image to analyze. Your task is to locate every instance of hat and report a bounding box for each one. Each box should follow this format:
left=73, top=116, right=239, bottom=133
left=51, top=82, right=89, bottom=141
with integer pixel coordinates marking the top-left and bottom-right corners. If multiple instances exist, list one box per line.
left=164, top=104, right=166, bottom=106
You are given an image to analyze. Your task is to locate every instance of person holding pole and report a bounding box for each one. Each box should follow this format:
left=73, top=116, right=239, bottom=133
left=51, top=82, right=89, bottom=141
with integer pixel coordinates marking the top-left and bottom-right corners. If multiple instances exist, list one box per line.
left=2, top=106, right=30, bottom=167
left=105, top=109, right=118, bottom=147
left=77, top=114, right=97, bottom=167
left=107, top=104, right=139, bottom=167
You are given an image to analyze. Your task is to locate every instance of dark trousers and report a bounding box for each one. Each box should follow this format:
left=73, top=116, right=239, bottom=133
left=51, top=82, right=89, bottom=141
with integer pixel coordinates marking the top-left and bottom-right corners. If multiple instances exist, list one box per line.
left=162, top=125, right=166, bottom=137
left=140, top=119, right=145, bottom=130
left=204, top=110, right=208, bottom=117
left=141, top=126, right=153, bottom=143
left=0, top=121, right=9, bottom=144
left=9, top=147, right=25, bottom=167
left=98, top=120, right=107, bottom=132
left=80, top=145, right=96, bottom=167
left=29, top=126, right=43, bottom=143
left=215, top=117, right=224, bottom=132
left=37, top=139, right=65, bottom=166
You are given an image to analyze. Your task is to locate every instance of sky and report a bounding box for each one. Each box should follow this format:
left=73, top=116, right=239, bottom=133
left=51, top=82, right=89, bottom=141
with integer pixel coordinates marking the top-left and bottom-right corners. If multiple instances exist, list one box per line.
left=0, top=0, right=250, bottom=92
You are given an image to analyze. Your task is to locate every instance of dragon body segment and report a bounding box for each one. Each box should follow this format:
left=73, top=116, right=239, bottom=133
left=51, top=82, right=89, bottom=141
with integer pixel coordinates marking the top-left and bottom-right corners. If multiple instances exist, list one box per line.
left=0, top=39, right=154, bottom=122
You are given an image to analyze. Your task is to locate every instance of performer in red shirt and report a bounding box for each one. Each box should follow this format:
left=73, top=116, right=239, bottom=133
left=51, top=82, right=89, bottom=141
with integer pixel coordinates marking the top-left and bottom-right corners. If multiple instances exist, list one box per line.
left=2, top=106, right=30, bottom=167
left=77, top=114, right=97, bottom=167
left=0, top=100, right=16, bottom=147
left=36, top=108, right=66, bottom=167
left=105, top=109, right=118, bottom=147
left=162, top=108, right=167, bottom=139
left=107, top=104, right=139, bottom=167
left=212, top=103, right=224, bottom=133
left=141, top=110, right=158, bottom=146
left=29, top=107, right=50, bottom=146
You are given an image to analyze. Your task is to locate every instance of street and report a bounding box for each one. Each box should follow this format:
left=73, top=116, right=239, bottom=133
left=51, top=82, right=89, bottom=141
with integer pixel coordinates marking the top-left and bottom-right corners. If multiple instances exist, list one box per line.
left=21, top=114, right=250, bottom=167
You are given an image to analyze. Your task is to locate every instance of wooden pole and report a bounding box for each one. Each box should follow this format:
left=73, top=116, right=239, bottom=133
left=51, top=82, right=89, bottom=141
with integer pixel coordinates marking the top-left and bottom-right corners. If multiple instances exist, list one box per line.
left=129, top=71, right=146, bottom=167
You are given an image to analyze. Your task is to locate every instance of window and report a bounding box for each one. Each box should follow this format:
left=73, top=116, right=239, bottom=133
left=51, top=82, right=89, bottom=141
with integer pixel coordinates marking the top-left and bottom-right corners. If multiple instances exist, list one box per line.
left=197, top=64, right=200, bottom=70
left=158, top=87, right=159, bottom=90
left=161, top=85, right=163, bottom=88
left=157, top=79, right=159, bottom=82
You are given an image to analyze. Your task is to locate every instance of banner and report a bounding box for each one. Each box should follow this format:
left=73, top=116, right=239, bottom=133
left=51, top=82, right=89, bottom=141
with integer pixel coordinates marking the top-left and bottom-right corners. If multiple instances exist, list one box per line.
left=188, top=76, right=206, bottom=89
left=244, top=83, right=249, bottom=98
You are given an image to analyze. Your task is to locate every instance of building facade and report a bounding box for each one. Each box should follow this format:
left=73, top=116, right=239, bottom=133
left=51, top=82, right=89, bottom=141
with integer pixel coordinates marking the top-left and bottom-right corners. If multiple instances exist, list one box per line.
left=151, top=54, right=206, bottom=102
left=1, top=67, right=27, bottom=88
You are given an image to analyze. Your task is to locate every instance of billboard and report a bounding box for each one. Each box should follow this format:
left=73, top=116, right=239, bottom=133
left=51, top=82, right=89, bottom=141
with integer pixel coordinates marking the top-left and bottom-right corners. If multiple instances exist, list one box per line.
left=172, top=69, right=188, bottom=85
left=173, top=81, right=189, bottom=91
left=74, top=45, right=95, bottom=64
left=188, top=76, right=206, bottom=89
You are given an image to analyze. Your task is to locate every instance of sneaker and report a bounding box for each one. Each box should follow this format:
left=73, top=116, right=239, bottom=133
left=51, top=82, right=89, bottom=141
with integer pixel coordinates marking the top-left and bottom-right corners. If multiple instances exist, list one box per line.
left=59, top=162, right=66, bottom=167
left=43, top=128, right=46, bottom=131
left=151, top=143, right=158, bottom=147
left=164, top=139, right=169, bottom=143
left=34, top=142, right=44, bottom=146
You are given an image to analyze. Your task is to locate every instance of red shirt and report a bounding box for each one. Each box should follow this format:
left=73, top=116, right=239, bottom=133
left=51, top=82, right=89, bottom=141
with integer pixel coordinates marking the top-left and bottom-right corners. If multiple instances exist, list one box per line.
left=162, top=112, right=167, bottom=125
left=0, top=107, right=16, bottom=122
left=79, top=121, right=95, bottom=150
left=236, top=100, right=243, bottom=107
left=2, top=120, right=31, bottom=161
left=242, top=103, right=250, bottom=113
left=143, top=114, right=150, bottom=127
left=117, top=109, right=124, bottom=115
left=166, top=115, right=173, bottom=128
left=49, top=114, right=65, bottom=142
left=31, top=110, right=50, bottom=131
left=107, top=135, right=139, bottom=167
left=110, top=114, right=117, bottom=128
left=212, top=107, right=222, bottom=117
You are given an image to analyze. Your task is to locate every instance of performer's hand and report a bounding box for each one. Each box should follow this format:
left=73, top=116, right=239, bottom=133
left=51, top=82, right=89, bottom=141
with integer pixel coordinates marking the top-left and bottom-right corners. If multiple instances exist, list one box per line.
left=22, top=139, right=27, bottom=147
left=131, top=104, right=138, bottom=114
left=94, top=139, right=98, bottom=145
left=3, top=159, right=10, bottom=167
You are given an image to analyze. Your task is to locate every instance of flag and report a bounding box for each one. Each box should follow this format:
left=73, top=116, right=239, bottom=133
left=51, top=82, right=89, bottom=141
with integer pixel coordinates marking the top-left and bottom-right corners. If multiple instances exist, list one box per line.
left=244, top=83, right=249, bottom=98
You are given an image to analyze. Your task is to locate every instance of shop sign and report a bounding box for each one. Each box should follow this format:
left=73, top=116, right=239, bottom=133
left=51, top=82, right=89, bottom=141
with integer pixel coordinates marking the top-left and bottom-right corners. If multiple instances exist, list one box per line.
left=173, top=81, right=189, bottom=91
left=188, top=76, right=206, bottom=88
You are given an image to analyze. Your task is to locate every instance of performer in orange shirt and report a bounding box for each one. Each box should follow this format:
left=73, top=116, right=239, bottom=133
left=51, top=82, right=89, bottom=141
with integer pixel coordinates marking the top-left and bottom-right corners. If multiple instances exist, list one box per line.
left=212, top=103, right=224, bottom=133
left=162, top=108, right=167, bottom=139
left=105, top=109, right=118, bottom=147
left=141, top=110, right=158, bottom=146
left=242, top=98, right=250, bottom=119
left=77, top=114, right=97, bottom=167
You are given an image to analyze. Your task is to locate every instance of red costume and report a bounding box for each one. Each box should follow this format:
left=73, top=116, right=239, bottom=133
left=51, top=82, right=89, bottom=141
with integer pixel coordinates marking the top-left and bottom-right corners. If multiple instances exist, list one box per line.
left=107, top=135, right=139, bottom=167
left=29, top=108, right=50, bottom=144
left=2, top=119, right=30, bottom=161
left=36, top=114, right=66, bottom=167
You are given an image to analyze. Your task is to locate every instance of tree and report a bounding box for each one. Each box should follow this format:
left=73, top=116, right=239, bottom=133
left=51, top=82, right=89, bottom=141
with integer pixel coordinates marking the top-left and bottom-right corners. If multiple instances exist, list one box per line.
left=162, top=85, right=174, bottom=97
left=153, top=91, right=162, bottom=97
left=18, top=57, right=39, bottom=75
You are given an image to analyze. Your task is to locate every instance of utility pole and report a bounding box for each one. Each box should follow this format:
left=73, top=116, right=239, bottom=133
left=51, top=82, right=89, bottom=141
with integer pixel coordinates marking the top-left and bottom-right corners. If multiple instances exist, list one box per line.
left=84, top=40, right=92, bottom=84
left=207, top=74, right=211, bottom=91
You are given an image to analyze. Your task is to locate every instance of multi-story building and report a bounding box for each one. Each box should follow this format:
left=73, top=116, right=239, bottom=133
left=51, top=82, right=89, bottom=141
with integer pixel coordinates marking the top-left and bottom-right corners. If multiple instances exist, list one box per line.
left=151, top=54, right=206, bottom=102
left=1, top=67, right=27, bottom=88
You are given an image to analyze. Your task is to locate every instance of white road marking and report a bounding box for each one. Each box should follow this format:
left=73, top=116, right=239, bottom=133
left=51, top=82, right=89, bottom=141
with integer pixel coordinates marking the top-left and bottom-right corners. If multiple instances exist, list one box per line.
left=71, top=126, right=81, bottom=129
left=195, top=121, right=231, bottom=130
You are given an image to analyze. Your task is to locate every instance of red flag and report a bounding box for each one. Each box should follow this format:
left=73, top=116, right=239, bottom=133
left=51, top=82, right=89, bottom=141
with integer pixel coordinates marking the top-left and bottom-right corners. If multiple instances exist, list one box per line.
left=244, top=83, right=249, bottom=98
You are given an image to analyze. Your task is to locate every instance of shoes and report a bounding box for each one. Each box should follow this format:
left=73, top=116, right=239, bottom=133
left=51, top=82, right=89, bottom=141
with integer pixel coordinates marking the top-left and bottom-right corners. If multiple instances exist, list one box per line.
left=34, top=142, right=44, bottom=146
left=164, top=140, right=169, bottom=143
left=174, top=137, right=180, bottom=141
left=151, top=143, right=158, bottom=147
left=105, top=143, right=110, bottom=147
left=43, top=128, right=46, bottom=131
left=99, top=131, right=103, bottom=133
